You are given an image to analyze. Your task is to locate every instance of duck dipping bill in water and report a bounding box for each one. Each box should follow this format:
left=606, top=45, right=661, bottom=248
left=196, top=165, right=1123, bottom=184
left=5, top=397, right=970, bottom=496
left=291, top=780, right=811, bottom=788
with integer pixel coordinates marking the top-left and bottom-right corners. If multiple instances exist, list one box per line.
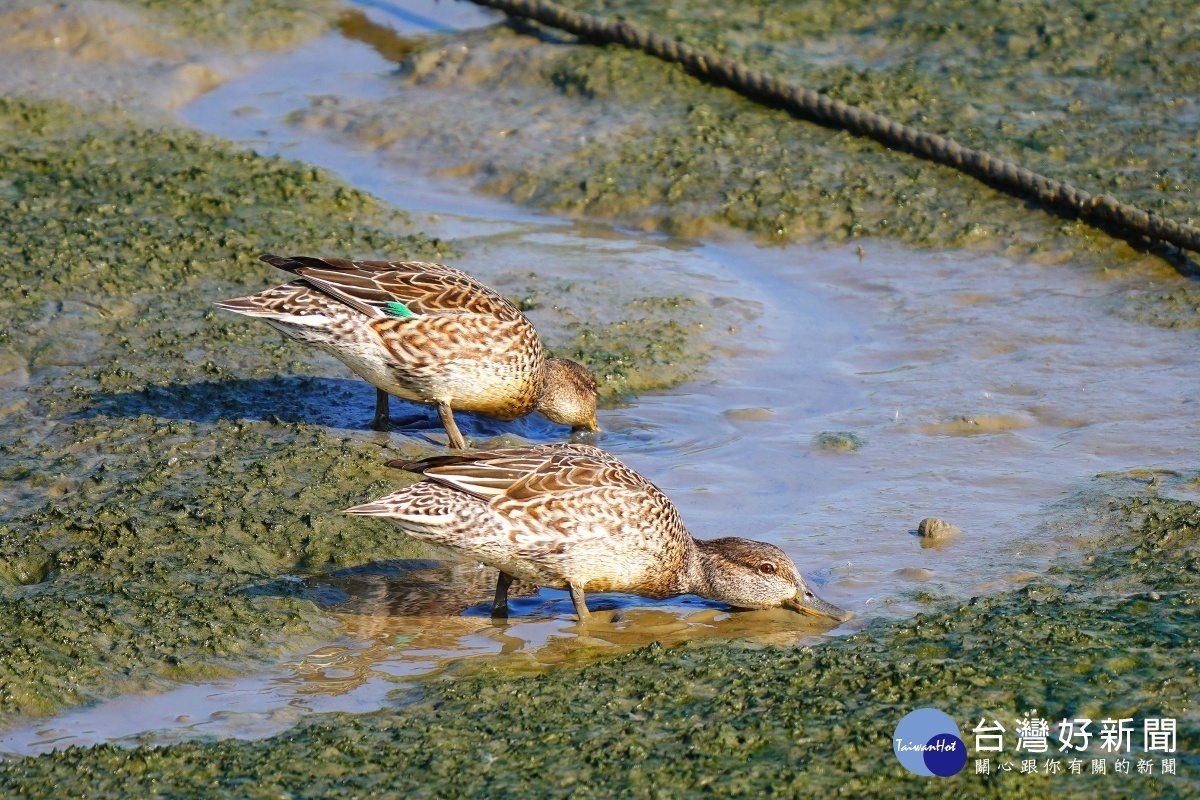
left=214, top=255, right=599, bottom=448
left=344, top=443, right=851, bottom=623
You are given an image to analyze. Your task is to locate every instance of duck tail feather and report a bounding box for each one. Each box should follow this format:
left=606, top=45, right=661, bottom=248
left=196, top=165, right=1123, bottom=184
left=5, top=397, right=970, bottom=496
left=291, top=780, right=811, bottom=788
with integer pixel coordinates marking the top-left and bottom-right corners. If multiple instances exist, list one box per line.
left=386, top=455, right=465, bottom=474
left=343, top=501, right=392, bottom=516
left=212, top=296, right=264, bottom=314
left=259, top=253, right=301, bottom=271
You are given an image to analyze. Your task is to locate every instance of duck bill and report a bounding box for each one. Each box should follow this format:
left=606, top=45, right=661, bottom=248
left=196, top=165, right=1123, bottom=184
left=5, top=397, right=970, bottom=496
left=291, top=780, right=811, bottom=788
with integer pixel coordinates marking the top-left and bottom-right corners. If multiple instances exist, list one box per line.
left=575, top=418, right=601, bottom=433
left=783, top=592, right=853, bottom=622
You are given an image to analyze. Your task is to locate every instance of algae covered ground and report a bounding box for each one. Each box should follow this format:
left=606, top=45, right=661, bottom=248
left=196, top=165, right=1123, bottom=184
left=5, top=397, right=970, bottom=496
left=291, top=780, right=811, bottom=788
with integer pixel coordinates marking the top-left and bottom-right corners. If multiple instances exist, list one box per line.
left=119, top=0, right=339, bottom=46
left=309, top=0, right=1200, bottom=286
left=1, top=480, right=1196, bottom=797
left=0, top=94, right=446, bottom=716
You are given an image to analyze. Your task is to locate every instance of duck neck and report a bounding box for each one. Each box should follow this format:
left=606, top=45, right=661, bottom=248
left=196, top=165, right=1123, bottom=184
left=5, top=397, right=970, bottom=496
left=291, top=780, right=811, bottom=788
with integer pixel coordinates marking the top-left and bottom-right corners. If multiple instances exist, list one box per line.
left=681, top=538, right=726, bottom=600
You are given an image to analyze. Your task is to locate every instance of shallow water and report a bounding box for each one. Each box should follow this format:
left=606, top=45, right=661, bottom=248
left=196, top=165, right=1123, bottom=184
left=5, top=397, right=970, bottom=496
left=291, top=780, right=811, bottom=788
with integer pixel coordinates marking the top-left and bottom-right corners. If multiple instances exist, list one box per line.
left=4, top=0, right=1200, bottom=757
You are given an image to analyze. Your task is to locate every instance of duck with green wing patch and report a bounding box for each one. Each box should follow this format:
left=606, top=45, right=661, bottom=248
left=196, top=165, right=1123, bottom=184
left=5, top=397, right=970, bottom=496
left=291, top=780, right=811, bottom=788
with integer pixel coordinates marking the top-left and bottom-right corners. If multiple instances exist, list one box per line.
left=216, top=255, right=599, bottom=448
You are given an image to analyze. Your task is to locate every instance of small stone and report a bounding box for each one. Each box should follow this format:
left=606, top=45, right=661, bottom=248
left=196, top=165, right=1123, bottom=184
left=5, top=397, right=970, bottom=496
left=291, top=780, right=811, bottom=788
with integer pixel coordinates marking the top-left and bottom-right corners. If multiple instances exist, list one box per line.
left=916, top=518, right=962, bottom=539
left=812, top=431, right=864, bottom=452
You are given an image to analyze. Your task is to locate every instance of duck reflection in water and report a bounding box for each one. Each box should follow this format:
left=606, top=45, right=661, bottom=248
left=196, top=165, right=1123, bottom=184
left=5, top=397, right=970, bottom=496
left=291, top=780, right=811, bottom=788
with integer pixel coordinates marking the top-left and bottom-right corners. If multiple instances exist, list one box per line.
left=278, top=551, right=848, bottom=700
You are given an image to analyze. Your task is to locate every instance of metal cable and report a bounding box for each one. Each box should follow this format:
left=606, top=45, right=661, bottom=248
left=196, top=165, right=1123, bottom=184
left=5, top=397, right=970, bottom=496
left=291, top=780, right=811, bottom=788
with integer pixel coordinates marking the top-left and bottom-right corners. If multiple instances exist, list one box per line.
left=468, top=0, right=1200, bottom=253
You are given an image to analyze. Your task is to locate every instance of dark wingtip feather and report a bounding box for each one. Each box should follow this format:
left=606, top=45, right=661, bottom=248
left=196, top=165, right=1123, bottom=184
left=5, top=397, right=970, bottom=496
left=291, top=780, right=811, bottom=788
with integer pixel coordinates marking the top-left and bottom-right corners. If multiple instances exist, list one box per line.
left=260, top=254, right=362, bottom=275
left=260, top=253, right=303, bottom=273
left=385, top=454, right=487, bottom=473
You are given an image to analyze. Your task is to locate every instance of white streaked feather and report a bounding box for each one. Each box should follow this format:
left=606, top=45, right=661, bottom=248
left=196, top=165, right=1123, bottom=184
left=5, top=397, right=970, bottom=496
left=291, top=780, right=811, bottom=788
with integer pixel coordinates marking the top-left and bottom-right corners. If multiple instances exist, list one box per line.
left=257, top=313, right=334, bottom=326
left=387, top=512, right=459, bottom=525
left=425, top=456, right=555, bottom=499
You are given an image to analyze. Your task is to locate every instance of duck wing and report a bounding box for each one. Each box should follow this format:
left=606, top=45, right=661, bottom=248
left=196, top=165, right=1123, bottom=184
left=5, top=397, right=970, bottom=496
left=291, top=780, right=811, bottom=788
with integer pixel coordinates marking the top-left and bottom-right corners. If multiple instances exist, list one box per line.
left=259, top=254, right=521, bottom=320
left=386, top=443, right=652, bottom=503
left=378, top=444, right=692, bottom=591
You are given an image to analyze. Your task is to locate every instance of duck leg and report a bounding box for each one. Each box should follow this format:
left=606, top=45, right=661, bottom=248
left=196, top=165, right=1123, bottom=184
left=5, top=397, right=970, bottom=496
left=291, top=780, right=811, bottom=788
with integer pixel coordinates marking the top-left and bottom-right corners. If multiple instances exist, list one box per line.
left=491, top=571, right=514, bottom=619
left=370, top=388, right=391, bottom=431
left=569, top=583, right=591, bottom=621
left=436, top=400, right=467, bottom=450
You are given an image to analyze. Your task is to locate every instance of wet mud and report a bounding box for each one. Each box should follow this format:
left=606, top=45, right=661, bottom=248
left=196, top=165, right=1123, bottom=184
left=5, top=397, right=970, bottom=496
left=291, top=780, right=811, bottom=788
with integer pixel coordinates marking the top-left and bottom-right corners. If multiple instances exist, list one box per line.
left=0, top=0, right=338, bottom=112
left=120, top=0, right=338, bottom=46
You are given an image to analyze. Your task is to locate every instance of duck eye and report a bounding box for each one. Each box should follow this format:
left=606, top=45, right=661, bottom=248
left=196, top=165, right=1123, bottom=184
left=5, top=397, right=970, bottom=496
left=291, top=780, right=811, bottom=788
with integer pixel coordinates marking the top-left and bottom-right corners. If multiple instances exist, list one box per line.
left=758, top=562, right=776, bottom=575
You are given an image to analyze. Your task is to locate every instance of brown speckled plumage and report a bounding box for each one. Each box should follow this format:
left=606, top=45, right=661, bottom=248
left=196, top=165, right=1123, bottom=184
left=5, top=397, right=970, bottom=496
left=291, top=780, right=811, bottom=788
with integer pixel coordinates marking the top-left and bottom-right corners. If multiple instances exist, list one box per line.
left=345, top=443, right=851, bottom=622
left=215, top=255, right=598, bottom=446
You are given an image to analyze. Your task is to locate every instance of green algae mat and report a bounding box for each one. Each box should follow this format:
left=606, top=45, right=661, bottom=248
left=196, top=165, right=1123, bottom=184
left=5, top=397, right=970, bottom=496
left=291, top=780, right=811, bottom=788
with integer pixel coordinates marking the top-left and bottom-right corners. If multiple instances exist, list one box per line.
left=0, top=95, right=453, bottom=717
left=323, top=0, right=1200, bottom=272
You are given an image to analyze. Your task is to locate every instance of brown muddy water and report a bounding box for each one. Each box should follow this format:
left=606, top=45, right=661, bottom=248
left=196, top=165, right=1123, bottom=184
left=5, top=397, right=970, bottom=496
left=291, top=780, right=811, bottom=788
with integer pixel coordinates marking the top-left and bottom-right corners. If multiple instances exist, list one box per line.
left=4, top=0, right=1200, bottom=757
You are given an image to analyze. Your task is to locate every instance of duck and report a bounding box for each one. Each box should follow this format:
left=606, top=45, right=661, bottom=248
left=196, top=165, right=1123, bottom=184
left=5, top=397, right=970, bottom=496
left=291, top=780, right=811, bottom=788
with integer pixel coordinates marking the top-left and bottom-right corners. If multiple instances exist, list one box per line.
left=344, top=442, right=851, bottom=622
left=215, top=255, right=599, bottom=448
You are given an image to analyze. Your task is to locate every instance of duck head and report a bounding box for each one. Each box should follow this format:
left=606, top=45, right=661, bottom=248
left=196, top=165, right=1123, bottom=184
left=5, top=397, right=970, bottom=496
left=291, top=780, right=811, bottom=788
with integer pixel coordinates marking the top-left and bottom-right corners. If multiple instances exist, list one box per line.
left=693, top=537, right=852, bottom=622
left=538, top=358, right=600, bottom=432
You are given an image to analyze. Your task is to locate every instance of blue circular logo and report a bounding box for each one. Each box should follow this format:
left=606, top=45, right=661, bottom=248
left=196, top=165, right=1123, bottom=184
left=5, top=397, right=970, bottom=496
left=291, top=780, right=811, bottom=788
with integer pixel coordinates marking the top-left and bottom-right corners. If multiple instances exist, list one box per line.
left=893, top=708, right=966, bottom=777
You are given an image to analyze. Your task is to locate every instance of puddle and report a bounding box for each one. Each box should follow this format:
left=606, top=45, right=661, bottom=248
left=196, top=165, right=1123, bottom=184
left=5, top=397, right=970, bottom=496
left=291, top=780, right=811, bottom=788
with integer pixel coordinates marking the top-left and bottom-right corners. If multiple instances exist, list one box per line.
left=0, top=560, right=843, bottom=755
left=5, top=0, right=1200, bottom=758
